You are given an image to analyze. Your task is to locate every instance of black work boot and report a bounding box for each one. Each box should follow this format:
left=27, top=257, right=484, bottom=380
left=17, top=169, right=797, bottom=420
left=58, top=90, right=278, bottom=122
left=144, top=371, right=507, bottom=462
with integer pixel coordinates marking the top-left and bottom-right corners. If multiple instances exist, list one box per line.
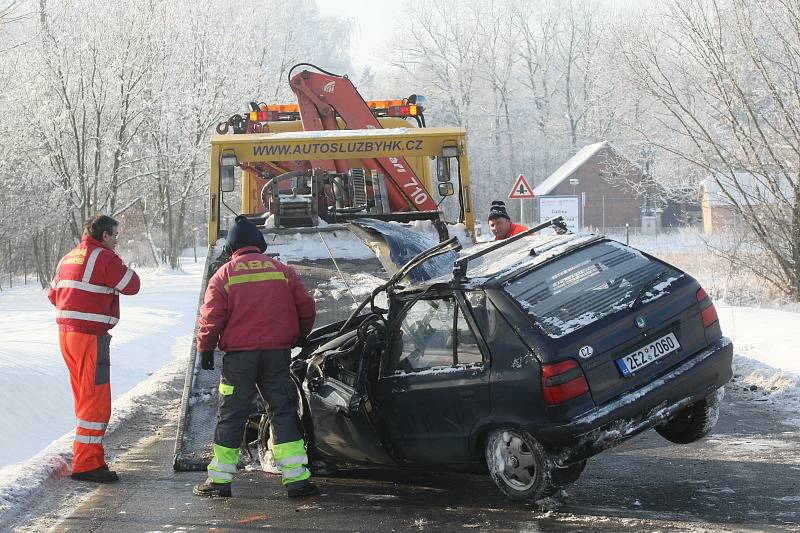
left=193, top=480, right=232, bottom=498
left=71, top=466, right=119, bottom=483
left=287, top=480, right=320, bottom=498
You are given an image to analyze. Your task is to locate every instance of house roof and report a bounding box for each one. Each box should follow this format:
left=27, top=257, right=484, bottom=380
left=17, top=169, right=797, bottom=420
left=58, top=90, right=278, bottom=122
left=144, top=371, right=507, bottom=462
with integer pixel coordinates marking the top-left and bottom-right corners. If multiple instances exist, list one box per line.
left=700, top=171, right=795, bottom=207
left=534, top=141, right=609, bottom=196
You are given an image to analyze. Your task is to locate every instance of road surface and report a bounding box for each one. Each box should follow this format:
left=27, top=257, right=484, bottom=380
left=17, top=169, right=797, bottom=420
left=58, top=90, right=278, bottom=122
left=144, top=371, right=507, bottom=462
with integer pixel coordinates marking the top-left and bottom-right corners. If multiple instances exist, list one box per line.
left=8, top=373, right=799, bottom=532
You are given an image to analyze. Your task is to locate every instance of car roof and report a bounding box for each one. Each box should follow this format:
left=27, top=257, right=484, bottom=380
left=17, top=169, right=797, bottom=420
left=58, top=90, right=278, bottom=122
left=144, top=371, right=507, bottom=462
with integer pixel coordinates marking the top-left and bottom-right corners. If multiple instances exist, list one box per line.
left=396, top=232, right=604, bottom=294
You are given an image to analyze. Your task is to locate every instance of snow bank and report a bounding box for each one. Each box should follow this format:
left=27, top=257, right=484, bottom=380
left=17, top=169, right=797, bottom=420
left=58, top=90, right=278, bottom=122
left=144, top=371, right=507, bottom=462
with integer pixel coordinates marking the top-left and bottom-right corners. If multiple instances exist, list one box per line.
left=0, top=351, right=188, bottom=518
left=718, top=305, right=800, bottom=426
left=0, top=258, right=203, bottom=470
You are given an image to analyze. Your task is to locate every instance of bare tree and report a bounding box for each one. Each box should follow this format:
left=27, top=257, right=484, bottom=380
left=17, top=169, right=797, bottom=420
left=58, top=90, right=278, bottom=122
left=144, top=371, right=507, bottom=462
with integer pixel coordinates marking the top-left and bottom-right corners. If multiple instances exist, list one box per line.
left=618, top=0, right=800, bottom=300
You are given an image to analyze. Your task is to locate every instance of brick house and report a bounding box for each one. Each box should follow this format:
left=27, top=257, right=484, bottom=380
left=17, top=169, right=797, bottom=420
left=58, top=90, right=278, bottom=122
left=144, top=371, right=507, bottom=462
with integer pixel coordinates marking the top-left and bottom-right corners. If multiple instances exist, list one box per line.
left=533, top=141, right=643, bottom=231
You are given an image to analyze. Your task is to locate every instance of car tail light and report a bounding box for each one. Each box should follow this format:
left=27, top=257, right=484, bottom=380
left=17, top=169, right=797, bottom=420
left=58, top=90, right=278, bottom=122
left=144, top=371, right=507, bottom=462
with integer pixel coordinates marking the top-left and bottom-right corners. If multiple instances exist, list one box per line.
left=696, top=288, right=718, bottom=327
left=541, top=359, right=589, bottom=405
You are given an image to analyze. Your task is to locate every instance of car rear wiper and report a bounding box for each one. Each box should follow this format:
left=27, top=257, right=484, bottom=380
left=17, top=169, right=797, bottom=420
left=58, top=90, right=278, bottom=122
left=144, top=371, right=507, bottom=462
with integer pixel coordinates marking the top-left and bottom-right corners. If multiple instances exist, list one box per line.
left=629, top=270, right=670, bottom=311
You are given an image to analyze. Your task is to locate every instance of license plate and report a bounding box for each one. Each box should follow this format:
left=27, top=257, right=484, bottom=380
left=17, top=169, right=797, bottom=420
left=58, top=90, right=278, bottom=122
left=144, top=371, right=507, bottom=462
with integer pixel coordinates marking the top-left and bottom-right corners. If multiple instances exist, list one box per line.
left=616, top=332, right=681, bottom=377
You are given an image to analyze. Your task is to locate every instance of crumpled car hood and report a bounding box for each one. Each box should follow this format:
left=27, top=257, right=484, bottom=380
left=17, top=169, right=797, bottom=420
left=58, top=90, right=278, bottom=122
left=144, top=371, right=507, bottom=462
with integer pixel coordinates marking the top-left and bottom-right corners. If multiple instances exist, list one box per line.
left=347, top=219, right=457, bottom=283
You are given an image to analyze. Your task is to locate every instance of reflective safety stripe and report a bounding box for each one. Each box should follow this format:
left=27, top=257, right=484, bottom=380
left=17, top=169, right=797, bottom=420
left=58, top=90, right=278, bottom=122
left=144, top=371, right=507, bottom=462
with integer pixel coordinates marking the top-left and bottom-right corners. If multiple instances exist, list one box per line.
left=77, top=419, right=107, bottom=430
left=271, top=439, right=310, bottom=484
left=207, top=470, right=234, bottom=482
left=209, top=458, right=237, bottom=473
left=82, top=248, right=104, bottom=283
left=218, top=383, right=234, bottom=396
left=56, top=310, right=119, bottom=325
left=74, top=434, right=103, bottom=444
left=208, top=443, right=238, bottom=484
left=281, top=466, right=309, bottom=480
left=57, top=279, right=115, bottom=294
left=272, top=439, right=306, bottom=462
left=212, top=443, right=240, bottom=466
left=115, top=268, right=134, bottom=291
left=275, top=454, right=307, bottom=467
left=224, top=271, right=287, bottom=292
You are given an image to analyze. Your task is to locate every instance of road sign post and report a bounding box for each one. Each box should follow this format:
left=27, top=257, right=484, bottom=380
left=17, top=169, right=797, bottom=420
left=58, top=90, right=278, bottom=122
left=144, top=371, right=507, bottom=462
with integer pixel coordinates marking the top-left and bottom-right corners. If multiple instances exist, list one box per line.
left=508, top=174, right=535, bottom=225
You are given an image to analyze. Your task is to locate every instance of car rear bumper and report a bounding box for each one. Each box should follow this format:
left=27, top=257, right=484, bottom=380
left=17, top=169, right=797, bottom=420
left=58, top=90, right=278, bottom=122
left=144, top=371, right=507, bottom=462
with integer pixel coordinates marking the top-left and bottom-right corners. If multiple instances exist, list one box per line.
left=536, top=336, right=733, bottom=465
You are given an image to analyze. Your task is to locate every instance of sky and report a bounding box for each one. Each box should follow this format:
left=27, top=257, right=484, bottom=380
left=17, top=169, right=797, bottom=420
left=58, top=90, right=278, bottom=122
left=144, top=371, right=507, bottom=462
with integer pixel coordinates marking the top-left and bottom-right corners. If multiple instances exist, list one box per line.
left=316, top=0, right=402, bottom=68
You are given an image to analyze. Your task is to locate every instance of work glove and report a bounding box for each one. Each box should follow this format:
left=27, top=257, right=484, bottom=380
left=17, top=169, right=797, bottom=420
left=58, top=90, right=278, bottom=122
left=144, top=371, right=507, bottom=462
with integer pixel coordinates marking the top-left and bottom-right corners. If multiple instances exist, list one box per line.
left=200, top=350, right=215, bottom=371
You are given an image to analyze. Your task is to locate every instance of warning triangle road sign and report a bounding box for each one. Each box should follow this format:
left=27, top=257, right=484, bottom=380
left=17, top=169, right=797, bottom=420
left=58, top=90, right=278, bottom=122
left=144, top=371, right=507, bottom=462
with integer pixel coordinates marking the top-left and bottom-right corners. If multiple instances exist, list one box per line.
left=508, top=174, right=535, bottom=199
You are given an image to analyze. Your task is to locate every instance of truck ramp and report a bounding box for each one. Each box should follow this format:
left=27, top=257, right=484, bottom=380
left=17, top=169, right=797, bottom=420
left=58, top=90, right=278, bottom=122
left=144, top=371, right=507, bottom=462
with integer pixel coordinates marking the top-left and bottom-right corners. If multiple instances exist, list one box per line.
left=173, top=229, right=386, bottom=471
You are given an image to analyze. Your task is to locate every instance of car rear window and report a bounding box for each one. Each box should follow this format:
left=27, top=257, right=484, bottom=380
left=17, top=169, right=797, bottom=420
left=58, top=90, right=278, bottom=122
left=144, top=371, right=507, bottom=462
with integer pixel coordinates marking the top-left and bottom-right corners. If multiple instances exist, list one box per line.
left=504, top=240, right=683, bottom=338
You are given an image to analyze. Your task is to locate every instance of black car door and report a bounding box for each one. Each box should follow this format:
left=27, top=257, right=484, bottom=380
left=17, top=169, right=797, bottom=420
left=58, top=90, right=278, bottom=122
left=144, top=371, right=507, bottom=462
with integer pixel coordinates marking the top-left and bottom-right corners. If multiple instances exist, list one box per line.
left=304, top=329, right=396, bottom=466
left=374, top=292, right=491, bottom=465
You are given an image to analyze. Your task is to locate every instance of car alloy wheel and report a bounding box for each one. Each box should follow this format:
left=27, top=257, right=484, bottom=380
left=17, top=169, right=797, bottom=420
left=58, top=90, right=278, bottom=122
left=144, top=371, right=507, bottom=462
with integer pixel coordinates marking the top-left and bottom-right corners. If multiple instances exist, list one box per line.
left=485, top=427, right=552, bottom=502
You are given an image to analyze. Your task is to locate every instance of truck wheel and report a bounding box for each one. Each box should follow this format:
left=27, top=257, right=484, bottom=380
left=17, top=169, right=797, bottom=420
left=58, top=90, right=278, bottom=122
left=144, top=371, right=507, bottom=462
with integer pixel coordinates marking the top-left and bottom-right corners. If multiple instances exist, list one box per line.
left=485, top=428, right=554, bottom=502
left=656, top=387, right=724, bottom=444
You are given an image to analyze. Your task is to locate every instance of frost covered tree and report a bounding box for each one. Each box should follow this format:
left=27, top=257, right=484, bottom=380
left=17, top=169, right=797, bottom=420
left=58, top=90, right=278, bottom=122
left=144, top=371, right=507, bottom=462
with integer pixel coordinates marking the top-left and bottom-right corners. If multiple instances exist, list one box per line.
left=0, top=0, right=354, bottom=281
left=618, top=0, right=800, bottom=300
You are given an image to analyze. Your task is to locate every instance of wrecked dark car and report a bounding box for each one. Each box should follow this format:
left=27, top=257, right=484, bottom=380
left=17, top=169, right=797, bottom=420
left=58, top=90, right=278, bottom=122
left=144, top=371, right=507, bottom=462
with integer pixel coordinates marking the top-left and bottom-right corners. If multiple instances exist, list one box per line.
left=262, top=217, right=733, bottom=503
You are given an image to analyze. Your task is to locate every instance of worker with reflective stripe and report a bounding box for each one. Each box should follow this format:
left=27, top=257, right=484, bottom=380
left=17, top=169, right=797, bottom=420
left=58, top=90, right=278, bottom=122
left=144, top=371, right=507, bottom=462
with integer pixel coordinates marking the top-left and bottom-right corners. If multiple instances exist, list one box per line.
left=193, top=215, right=317, bottom=499
left=48, top=214, right=140, bottom=483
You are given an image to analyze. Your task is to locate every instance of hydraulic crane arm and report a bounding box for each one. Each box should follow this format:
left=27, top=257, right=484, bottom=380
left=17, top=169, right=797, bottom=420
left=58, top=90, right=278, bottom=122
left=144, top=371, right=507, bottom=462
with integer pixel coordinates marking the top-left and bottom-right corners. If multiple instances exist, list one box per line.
left=289, top=67, right=438, bottom=212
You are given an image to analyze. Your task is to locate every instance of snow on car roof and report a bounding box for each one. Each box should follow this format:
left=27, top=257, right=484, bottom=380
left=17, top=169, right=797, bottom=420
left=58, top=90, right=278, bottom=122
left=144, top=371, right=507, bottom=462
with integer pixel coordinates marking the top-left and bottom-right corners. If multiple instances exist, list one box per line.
left=422, top=231, right=601, bottom=287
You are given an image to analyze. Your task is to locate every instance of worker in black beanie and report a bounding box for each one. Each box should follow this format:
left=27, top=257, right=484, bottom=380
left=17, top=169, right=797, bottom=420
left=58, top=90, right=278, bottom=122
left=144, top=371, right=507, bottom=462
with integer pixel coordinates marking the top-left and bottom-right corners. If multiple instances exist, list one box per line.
left=487, top=200, right=528, bottom=240
left=194, top=214, right=318, bottom=499
left=225, top=215, right=268, bottom=254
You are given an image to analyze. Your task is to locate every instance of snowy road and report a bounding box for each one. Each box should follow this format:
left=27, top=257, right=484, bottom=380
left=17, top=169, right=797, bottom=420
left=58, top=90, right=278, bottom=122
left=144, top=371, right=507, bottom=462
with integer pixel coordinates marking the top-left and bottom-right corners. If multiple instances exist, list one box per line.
left=1, top=246, right=799, bottom=530
left=8, top=377, right=800, bottom=532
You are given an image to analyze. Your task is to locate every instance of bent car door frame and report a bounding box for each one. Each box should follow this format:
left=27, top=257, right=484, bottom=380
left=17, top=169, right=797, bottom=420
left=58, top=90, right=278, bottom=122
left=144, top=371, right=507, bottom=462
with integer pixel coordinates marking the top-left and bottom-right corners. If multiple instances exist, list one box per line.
left=304, top=334, right=396, bottom=467
left=374, top=290, right=492, bottom=465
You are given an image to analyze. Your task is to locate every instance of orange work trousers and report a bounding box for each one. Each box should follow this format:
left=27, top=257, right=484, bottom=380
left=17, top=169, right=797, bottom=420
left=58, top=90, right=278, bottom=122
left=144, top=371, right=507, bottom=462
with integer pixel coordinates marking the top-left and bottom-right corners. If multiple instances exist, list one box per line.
left=59, top=331, right=112, bottom=474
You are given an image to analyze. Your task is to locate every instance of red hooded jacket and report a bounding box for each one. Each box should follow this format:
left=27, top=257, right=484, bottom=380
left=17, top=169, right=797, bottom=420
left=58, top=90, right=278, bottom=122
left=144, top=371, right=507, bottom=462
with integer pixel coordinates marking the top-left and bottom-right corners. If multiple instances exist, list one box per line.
left=48, top=236, right=141, bottom=335
left=196, top=247, right=316, bottom=352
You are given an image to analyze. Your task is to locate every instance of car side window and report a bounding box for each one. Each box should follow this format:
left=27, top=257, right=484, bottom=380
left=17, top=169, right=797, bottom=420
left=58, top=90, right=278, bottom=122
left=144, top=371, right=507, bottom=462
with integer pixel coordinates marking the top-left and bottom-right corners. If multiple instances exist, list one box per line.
left=466, top=291, right=530, bottom=357
left=392, top=298, right=455, bottom=373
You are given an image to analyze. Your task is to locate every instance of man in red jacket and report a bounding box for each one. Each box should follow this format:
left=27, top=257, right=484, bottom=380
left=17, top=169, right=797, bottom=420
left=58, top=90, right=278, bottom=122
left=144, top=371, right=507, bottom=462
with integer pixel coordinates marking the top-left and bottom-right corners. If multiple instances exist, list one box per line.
left=193, top=215, right=317, bottom=499
left=488, top=200, right=529, bottom=240
left=48, top=214, right=140, bottom=483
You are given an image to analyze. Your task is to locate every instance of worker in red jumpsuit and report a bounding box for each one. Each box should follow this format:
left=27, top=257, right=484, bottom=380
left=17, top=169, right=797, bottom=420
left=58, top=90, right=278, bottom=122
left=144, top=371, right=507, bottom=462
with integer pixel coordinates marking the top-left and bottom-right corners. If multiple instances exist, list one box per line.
left=488, top=200, right=528, bottom=240
left=48, top=214, right=140, bottom=483
left=193, top=215, right=317, bottom=499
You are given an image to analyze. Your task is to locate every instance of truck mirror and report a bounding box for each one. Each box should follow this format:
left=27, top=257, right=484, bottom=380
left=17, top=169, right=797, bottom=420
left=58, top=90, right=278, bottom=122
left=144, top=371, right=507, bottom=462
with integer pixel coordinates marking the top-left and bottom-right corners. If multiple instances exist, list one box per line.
left=220, top=166, right=235, bottom=192
left=438, top=182, right=455, bottom=197
left=220, top=153, right=238, bottom=193
left=436, top=156, right=451, bottom=182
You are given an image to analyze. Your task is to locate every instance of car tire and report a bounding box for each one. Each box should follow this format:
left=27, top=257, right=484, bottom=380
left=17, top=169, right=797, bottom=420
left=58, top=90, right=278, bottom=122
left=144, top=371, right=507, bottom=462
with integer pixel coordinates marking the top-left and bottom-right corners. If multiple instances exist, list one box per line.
left=485, top=428, right=554, bottom=502
left=655, top=387, right=724, bottom=444
left=256, top=376, right=307, bottom=474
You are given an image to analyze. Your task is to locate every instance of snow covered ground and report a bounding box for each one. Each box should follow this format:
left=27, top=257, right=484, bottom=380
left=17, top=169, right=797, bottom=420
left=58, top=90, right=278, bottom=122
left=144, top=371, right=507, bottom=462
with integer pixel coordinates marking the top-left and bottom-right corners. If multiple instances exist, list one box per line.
left=0, top=232, right=798, bottom=521
left=0, top=256, right=204, bottom=514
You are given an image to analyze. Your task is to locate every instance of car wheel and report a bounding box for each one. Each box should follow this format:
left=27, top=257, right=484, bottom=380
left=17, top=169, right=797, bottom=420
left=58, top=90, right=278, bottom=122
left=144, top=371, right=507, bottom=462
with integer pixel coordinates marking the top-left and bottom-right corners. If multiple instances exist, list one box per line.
left=656, top=387, right=724, bottom=444
left=485, top=428, right=554, bottom=502
left=256, top=416, right=281, bottom=474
